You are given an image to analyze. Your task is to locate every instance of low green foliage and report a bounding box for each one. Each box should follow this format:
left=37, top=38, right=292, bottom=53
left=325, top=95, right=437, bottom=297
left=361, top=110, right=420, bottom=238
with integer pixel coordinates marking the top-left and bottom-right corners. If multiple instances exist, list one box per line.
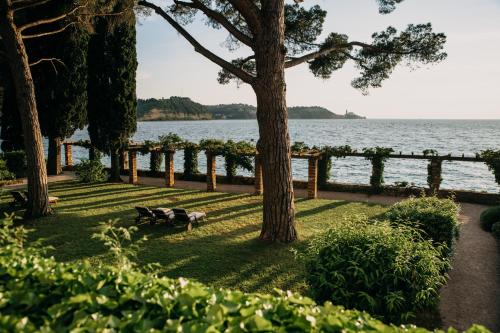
left=0, top=158, right=15, bottom=181
left=74, top=159, right=107, bottom=183
left=1, top=150, right=26, bottom=178
left=492, top=222, right=500, bottom=239
left=0, top=216, right=489, bottom=332
left=301, top=217, right=449, bottom=323
left=479, top=206, right=500, bottom=232
left=386, top=197, right=460, bottom=257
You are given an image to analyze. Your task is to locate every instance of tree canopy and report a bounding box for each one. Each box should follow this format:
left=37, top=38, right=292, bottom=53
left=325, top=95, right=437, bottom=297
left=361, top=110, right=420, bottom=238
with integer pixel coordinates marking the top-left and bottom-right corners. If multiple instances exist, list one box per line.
left=138, top=0, right=446, bottom=93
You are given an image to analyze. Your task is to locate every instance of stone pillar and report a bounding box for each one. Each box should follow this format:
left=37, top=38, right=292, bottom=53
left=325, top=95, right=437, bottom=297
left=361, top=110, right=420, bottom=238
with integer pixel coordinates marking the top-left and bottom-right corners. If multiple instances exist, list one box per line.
left=254, top=154, right=263, bottom=195
left=428, top=158, right=443, bottom=193
left=64, top=143, right=73, bottom=167
left=308, top=157, right=319, bottom=199
left=206, top=153, right=216, bottom=192
left=165, top=151, right=175, bottom=188
left=120, top=150, right=129, bottom=173
left=129, top=150, right=138, bottom=185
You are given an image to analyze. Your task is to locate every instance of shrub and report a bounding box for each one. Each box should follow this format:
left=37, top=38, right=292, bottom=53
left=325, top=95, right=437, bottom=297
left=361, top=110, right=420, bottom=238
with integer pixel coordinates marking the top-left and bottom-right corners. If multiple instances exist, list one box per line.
left=1, top=150, right=26, bottom=178
left=492, top=222, right=500, bottom=239
left=386, top=196, right=460, bottom=256
left=74, top=159, right=107, bottom=183
left=479, top=206, right=500, bottom=232
left=0, top=216, right=489, bottom=333
left=301, top=217, right=449, bottom=323
left=0, top=158, right=15, bottom=181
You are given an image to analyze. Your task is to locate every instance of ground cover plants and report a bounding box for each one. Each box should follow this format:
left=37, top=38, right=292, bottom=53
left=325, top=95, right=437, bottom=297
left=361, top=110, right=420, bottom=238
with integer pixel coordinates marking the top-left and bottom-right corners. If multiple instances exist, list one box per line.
left=0, top=209, right=490, bottom=332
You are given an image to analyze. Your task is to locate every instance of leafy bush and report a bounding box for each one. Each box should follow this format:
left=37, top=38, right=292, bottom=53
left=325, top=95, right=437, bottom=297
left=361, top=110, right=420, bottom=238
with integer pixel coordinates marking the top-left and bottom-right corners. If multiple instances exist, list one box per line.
left=74, top=159, right=107, bottom=183
left=1, top=150, right=26, bottom=178
left=301, top=217, right=449, bottom=323
left=492, top=222, right=500, bottom=239
left=0, top=216, right=489, bottom=333
left=479, top=206, right=500, bottom=232
left=386, top=197, right=460, bottom=256
left=0, top=158, right=15, bottom=181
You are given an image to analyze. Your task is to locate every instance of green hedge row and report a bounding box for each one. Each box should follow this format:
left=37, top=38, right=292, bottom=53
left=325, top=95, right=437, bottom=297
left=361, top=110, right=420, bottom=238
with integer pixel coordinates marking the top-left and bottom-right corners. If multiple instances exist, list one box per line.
left=0, top=217, right=489, bottom=332
left=302, top=197, right=461, bottom=324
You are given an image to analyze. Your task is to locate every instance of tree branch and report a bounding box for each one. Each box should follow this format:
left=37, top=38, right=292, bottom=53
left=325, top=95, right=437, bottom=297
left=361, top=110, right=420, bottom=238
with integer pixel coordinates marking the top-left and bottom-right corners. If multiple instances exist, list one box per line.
left=12, top=0, right=52, bottom=12
left=285, top=41, right=378, bottom=68
left=22, top=21, right=76, bottom=39
left=18, top=2, right=86, bottom=32
left=138, top=0, right=255, bottom=84
left=174, top=0, right=254, bottom=48
left=226, top=0, right=261, bottom=34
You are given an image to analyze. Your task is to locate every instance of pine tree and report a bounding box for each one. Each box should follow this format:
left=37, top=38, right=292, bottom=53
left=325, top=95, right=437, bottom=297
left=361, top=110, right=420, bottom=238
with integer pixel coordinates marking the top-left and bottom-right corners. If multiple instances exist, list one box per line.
left=138, top=0, right=447, bottom=242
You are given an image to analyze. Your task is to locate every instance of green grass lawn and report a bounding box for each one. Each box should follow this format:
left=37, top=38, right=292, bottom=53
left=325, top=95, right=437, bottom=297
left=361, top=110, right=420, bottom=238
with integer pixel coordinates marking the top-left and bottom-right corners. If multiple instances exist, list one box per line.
left=0, top=180, right=387, bottom=296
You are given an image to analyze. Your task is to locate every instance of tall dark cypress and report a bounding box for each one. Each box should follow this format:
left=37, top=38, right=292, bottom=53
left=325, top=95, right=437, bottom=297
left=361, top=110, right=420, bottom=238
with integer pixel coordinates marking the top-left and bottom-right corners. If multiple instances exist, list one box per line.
left=87, top=4, right=137, bottom=182
left=31, top=23, right=89, bottom=175
left=0, top=61, right=24, bottom=152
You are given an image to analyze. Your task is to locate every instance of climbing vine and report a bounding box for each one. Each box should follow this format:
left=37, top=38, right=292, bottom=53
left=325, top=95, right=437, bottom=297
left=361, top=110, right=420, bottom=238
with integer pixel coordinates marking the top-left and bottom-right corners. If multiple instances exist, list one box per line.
left=363, top=147, right=394, bottom=193
left=183, top=142, right=200, bottom=180
left=318, top=145, right=354, bottom=186
left=291, top=142, right=310, bottom=154
left=159, top=133, right=184, bottom=152
left=199, top=139, right=255, bottom=180
left=479, top=150, right=500, bottom=187
left=223, top=140, right=255, bottom=181
left=423, top=150, right=442, bottom=192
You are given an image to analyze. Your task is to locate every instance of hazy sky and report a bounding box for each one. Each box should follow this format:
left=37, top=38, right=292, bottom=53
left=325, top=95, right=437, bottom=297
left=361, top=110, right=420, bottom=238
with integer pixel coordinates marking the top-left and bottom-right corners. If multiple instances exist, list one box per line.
left=136, top=0, right=500, bottom=119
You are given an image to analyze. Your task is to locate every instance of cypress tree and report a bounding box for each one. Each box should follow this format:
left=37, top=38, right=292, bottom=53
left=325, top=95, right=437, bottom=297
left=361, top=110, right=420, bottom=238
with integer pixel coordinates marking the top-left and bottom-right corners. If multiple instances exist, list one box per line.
left=30, top=22, right=89, bottom=175
left=87, top=3, right=137, bottom=182
left=0, top=61, right=24, bottom=152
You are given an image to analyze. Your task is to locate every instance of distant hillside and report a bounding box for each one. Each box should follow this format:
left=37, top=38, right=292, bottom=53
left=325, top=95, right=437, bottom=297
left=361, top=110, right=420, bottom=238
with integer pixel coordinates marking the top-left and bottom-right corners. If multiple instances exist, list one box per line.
left=137, top=97, right=213, bottom=121
left=137, top=97, right=365, bottom=121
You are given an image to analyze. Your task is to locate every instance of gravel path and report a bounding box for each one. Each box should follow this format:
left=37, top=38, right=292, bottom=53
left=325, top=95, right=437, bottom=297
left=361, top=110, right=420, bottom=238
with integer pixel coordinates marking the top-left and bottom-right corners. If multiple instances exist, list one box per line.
left=439, top=203, right=500, bottom=332
left=7, top=173, right=500, bottom=331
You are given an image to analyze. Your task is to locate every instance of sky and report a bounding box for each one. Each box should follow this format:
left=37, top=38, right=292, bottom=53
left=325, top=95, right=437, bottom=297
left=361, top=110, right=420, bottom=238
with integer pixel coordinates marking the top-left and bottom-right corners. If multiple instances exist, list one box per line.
left=136, top=0, right=500, bottom=119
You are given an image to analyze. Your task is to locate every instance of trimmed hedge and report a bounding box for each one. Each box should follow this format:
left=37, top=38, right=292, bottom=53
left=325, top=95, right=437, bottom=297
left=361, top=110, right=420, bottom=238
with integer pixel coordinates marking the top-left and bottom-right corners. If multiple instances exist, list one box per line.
left=302, top=218, right=449, bottom=323
left=386, top=197, right=460, bottom=257
left=479, top=206, right=500, bottom=232
left=0, top=217, right=490, bottom=332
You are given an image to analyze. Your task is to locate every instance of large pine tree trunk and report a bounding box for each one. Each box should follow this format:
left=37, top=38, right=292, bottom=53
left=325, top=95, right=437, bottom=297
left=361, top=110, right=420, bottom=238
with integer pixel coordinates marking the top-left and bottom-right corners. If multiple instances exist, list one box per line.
left=47, top=137, right=62, bottom=175
left=0, top=2, right=51, bottom=218
left=254, top=1, right=297, bottom=243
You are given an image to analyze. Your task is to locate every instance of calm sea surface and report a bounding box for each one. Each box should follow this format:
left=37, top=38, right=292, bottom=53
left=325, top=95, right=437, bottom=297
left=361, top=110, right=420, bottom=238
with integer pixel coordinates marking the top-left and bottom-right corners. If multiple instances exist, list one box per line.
left=67, top=119, right=500, bottom=193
